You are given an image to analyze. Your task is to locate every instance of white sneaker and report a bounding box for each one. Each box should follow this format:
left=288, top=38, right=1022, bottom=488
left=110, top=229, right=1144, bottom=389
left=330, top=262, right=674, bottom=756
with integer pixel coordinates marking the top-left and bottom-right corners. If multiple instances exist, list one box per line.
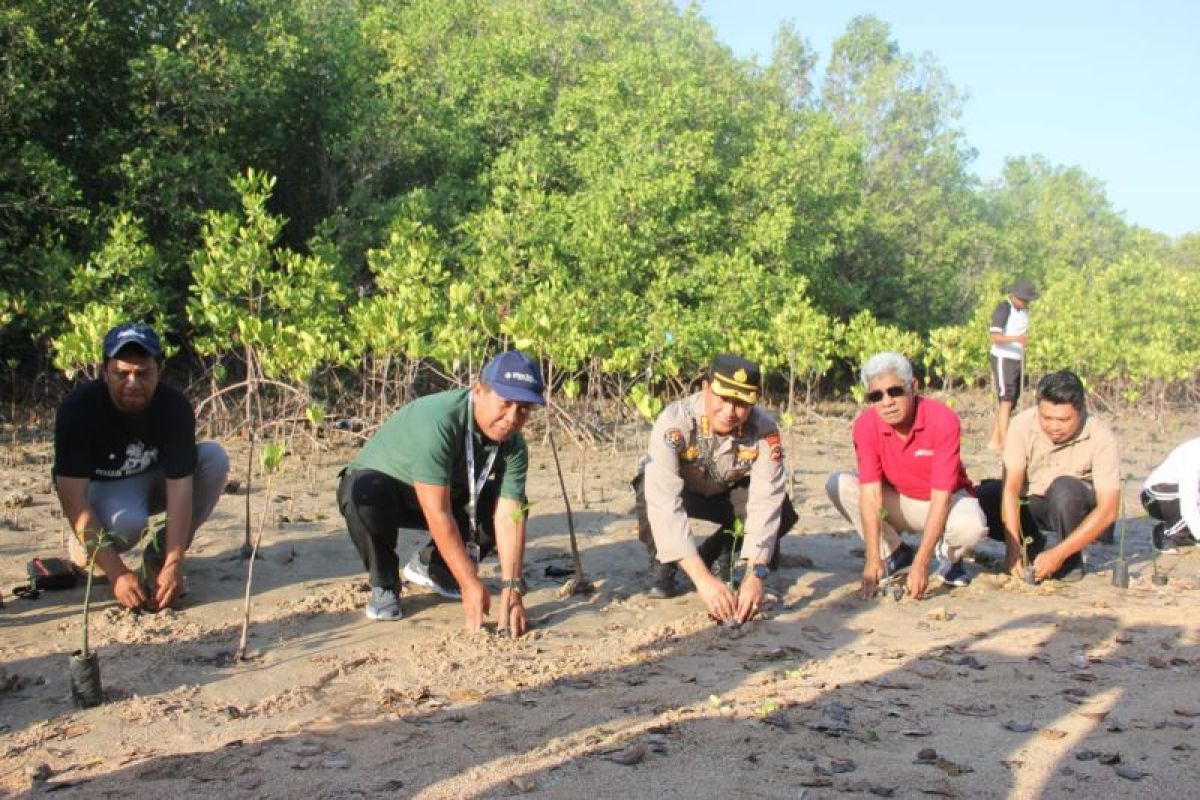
left=402, top=553, right=461, bottom=599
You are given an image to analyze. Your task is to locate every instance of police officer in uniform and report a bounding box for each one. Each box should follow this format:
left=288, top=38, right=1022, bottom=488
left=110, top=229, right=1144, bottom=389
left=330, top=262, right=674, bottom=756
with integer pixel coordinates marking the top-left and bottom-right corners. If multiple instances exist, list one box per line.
left=632, top=354, right=797, bottom=624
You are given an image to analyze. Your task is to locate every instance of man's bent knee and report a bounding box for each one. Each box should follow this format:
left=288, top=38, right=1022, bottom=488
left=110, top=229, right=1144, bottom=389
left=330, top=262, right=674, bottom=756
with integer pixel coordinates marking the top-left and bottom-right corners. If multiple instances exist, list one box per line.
left=824, top=471, right=856, bottom=523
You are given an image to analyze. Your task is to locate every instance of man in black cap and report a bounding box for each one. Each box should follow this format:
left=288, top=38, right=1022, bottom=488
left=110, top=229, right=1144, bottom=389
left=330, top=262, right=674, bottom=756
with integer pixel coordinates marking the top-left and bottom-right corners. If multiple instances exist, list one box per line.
left=337, top=350, right=545, bottom=633
left=54, top=323, right=229, bottom=610
left=987, top=278, right=1038, bottom=451
left=632, top=354, right=797, bottom=625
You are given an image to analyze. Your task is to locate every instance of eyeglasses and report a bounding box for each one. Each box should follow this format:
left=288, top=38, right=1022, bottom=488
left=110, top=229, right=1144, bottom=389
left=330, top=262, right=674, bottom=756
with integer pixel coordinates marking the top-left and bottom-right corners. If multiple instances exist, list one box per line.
left=865, top=386, right=907, bottom=403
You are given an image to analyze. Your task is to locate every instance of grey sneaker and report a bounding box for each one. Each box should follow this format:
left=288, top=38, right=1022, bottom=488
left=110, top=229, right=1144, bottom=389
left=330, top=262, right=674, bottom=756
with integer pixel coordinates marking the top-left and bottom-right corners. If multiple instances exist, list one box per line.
left=402, top=552, right=461, bottom=599
left=366, top=586, right=403, bottom=621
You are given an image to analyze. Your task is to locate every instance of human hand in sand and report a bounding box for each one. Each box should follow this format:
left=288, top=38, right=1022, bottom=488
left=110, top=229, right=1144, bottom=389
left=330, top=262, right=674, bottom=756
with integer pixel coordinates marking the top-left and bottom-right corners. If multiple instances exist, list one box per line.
left=153, top=560, right=184, bottom=610
left=860, top=557, right=886, bottom=600
left=460, top=576, right=490, bottom=631
left=905, top=555, right=930, bottom=600
left=499, top=588, right=527, bottom=637
left=735, top=572, right=764, bottom=623
left=1032, top=547, right=1067, bottom=582
left=112, top=569, right=148, bottom=609
left=696, top=573, right=738, bottom=623
left=1003, top=546, right=1024, bottom=576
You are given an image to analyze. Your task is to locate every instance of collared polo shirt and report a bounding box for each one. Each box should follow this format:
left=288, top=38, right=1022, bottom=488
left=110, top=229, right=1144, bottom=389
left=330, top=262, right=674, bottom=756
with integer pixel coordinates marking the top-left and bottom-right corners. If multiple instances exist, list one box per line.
left=344, top=388, right=528, bottom=503
left=852, top=396, right=972, bottom=500
left=1003, top=407, right=1120, bottom=497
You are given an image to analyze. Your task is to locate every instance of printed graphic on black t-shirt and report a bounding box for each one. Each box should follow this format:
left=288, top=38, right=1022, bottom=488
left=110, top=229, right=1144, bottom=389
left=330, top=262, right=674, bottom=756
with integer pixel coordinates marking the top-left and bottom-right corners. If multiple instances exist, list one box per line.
left=53, top=380, right=197, bottom=482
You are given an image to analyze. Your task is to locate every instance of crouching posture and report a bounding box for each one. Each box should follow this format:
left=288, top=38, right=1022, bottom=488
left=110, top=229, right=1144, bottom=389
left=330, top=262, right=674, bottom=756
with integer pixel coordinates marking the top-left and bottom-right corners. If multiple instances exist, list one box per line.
left=337, top=351, right=543, bottom=634
left=633, top=354, right=797, bottom=625
left=55, top=323, right=229, bottom=610
left=1142, top=437, right=1200, bottom=553
left=826, top=352, right=987, bottom=600
left=978, top=371, right=1120, bottom=582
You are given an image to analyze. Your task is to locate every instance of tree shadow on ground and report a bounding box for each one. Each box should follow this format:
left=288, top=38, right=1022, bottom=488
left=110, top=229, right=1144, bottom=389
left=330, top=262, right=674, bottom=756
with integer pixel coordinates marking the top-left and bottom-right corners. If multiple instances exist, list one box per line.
left=9, top=548, right=1196, bottom=799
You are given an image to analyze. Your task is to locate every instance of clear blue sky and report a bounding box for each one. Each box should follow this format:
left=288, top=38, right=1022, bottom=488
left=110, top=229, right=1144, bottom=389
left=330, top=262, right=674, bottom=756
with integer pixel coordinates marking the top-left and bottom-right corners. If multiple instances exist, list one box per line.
left=694, top=0, right=1199, bottom=238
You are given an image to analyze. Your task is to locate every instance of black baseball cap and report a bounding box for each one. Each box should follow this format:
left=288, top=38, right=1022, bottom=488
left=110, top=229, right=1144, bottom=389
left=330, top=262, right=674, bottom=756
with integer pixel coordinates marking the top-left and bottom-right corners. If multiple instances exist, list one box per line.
left=708, top=353, right=761, bottom=404
left=102, top=323, right=163, bottom=360
left=1008, top=279, right=1039, bottom=302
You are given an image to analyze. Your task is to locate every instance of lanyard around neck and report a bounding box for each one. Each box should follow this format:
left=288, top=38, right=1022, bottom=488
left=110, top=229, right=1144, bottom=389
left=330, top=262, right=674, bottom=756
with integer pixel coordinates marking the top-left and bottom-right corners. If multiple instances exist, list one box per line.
left=465, top=392, right=499, bottom=541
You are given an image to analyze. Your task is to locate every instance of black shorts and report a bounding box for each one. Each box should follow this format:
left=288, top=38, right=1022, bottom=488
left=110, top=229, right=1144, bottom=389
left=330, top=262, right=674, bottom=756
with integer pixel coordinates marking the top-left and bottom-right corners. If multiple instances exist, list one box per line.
left=990, top=354, right=1023, bottom=402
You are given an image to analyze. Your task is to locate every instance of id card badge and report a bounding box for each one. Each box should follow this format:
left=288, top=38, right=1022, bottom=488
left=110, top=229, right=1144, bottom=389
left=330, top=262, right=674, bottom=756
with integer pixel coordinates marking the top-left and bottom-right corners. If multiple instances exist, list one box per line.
left=466, top=541, right=481, bottom=567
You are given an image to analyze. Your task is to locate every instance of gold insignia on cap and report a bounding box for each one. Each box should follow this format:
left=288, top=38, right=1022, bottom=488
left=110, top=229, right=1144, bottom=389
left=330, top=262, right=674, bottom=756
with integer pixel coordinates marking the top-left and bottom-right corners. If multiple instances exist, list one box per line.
left=733, top=368, right=747, bottom=383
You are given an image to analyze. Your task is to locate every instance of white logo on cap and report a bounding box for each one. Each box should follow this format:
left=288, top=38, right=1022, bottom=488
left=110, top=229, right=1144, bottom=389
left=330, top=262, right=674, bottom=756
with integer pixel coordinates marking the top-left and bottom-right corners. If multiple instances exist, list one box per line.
left=504, top=370, right=537, bottom=384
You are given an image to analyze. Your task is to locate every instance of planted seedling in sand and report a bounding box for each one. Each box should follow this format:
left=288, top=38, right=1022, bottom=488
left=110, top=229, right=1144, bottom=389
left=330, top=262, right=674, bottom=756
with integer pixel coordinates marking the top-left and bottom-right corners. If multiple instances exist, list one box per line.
left=70, top=531, right=115, bottom=708
left=234, top=441, right=286, bottom=662
left=1111, top=479, right=1129, bottom=588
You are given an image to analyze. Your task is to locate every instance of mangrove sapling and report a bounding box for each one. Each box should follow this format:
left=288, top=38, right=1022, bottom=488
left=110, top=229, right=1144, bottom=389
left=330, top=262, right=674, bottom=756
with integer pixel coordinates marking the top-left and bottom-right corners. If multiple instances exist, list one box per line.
left=725, top=518, right=746, bottom=587
left=1112, top=480, right=1130, bottom=588
left=721, top=519, right=747, bottom=628
left=71, top=532, right=115, bottom=708
left=1151, top=532, right=1169, bottom=586
left=1016, top=499, right=1037, bottom=585
left=1020, top=534, right=1037, bottom=585
left=547, top=429, right=593, bottom=599
left=234, top=441, right=286, bottom=662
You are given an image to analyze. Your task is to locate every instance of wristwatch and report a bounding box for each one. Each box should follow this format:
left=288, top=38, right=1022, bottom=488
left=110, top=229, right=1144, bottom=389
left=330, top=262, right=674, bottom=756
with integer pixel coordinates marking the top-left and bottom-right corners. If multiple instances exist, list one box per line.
left=751, top=564, right=770, bottom=580
left=500, top=577, right=527, bottom=595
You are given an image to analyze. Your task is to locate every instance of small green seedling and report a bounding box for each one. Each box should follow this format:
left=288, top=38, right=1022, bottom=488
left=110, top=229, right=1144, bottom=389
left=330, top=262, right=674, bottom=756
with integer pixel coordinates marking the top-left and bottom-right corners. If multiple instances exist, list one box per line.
left=726, top=518, right=746, bottom=586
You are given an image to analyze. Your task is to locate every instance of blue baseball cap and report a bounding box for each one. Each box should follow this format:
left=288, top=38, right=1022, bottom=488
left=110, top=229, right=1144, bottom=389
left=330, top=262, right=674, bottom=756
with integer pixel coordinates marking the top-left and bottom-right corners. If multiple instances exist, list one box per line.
left=480, top=350, right=546, bottom=405
left=102, top=323, right=163, bottom=360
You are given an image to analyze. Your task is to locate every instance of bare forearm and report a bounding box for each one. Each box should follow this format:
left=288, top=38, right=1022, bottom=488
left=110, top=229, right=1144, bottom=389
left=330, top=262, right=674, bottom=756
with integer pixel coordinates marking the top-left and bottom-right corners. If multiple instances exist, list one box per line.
left=426, top=511, right=477, bottom=586
left=859, top=485, right=884, bottom=563
left=1058, top=500, right=1118, bottom=557
left=163, top=503, right=190, bottom=563
left=494, top=498, right=526, bottom=580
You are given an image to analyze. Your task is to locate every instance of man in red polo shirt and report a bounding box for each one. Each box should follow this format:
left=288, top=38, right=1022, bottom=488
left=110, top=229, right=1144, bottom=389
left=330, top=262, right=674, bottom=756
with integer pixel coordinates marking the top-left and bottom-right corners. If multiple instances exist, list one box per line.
left=825, top=352, right=987, bottom=600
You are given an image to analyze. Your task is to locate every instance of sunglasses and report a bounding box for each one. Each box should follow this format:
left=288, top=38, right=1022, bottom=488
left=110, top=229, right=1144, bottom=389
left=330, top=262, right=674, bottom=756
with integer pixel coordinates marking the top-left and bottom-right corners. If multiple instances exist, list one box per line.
left=865, top=386, right=907, bottom=403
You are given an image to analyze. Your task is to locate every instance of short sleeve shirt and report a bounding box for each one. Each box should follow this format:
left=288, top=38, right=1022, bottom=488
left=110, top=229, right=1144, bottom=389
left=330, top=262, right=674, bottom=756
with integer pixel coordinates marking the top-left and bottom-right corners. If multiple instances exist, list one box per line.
left=642, top=392, right=788, bottom=563
left=989, top=299, right=1029, bottom=360
left=54, top=379, right=198, bottom=481
left=345, top=388, right=528, bottom=503
left=1003, top=407, right=1120, bottom=496
left=852, top=396, right=972, bottom=500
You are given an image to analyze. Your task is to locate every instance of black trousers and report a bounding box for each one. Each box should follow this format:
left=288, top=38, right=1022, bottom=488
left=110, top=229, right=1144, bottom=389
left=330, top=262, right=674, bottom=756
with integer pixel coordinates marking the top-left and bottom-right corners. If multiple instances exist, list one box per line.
left=631, top=473, right=798, bottom=567
left=337, top=468, right=499, bottom=589
left=978, top=476, right=1113, bottom=573
left=1142, top=484, right=1189, bottom=536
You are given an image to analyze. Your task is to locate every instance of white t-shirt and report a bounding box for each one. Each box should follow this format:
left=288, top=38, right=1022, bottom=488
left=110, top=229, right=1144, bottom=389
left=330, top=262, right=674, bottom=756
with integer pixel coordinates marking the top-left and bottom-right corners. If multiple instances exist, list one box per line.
left=989, top=299, right=1029, bottom=360
left=1144, top=437, right=1200, bottom=536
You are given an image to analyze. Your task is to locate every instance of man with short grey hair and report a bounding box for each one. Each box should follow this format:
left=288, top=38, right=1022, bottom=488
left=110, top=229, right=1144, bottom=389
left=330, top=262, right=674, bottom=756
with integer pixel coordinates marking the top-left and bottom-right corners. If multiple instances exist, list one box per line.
left=826, top=352, right=987, bottom=599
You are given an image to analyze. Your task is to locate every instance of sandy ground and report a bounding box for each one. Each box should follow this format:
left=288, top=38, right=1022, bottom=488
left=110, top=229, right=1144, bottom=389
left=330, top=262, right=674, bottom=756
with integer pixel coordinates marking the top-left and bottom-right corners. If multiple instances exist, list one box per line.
left=1, top=392, right=1198, bottom=799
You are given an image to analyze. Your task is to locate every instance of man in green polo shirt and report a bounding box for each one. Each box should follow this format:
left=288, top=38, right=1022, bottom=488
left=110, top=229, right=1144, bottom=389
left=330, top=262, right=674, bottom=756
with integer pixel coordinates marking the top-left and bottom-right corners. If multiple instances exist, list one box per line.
left=336, top=351, right=545, bottom=633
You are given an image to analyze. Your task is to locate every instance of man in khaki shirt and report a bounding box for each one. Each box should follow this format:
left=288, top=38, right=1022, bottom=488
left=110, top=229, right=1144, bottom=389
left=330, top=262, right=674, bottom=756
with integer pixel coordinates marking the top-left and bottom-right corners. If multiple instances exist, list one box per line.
left=978, top=371, right=1120, bottom=581
left=632, top=354, right=797, bottom=624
